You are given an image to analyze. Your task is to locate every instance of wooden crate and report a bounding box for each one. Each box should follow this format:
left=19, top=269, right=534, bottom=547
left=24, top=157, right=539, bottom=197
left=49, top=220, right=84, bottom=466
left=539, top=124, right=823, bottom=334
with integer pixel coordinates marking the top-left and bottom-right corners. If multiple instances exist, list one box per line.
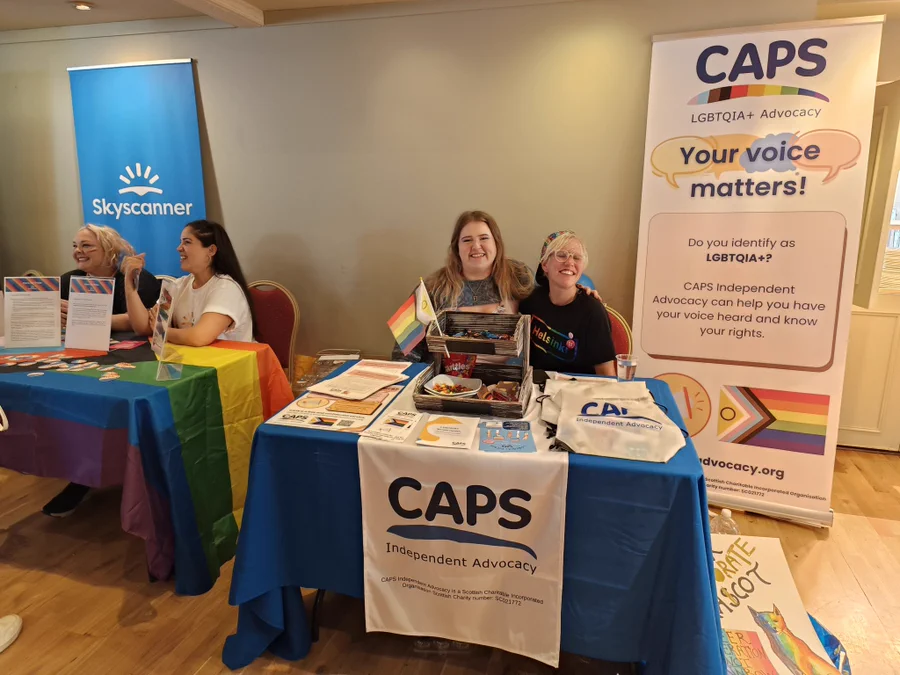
left=415, top=312, right=532, bottom=419
left=412, top=362, right=533, bottom=419
left=426, top=311, right=528, bottom=362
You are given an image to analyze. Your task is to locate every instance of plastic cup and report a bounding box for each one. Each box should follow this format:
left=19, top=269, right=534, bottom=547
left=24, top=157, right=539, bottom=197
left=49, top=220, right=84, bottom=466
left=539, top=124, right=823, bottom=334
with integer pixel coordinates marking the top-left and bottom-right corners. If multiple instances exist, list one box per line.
left=616, top=354, right=638, bottom=381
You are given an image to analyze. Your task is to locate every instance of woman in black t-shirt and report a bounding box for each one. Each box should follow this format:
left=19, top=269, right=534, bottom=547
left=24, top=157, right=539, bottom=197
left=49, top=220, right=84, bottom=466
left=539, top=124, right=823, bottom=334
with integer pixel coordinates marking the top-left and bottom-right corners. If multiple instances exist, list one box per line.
left=60, top=224, right=161, bottom=332
left=519, top=231, right=616, bottom=376
left=45, top=224, right=161, bottom=519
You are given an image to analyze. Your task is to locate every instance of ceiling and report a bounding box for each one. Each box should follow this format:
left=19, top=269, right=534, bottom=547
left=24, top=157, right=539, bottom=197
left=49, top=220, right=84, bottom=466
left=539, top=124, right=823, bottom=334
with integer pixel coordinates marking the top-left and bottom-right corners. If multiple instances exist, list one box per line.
left=0, top=0, right=416, bottom=31
left=0, top=0, right=897, bottom=32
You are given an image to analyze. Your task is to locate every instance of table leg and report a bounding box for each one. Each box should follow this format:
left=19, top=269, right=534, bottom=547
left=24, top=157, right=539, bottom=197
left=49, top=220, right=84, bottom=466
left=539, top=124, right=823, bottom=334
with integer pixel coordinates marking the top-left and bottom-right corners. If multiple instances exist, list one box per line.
left=310, top=589, right=326, bottom=643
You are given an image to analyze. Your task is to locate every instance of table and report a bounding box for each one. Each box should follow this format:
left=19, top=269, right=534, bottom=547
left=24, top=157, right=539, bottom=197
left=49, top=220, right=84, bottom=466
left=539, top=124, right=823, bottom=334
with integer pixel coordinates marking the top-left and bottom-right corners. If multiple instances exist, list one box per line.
left=0, top=339, right=292, bottom=595
left=223, top=366, right=726, bottom=674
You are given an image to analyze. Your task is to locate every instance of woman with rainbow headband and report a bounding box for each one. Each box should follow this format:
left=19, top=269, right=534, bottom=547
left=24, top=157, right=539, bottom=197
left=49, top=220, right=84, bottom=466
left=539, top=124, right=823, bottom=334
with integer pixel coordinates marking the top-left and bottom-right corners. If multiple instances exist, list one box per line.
left=519, top=230, right=616, bottom=376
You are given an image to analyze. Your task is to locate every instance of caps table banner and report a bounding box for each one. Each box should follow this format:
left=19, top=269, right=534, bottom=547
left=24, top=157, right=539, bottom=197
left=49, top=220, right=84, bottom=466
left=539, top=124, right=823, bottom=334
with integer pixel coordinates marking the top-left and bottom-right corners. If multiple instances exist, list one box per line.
left=68, top=60, right=206, bottom=278
left=358, top=436, right=568, bottom=666
left=631, top=18, right=883, bottom=526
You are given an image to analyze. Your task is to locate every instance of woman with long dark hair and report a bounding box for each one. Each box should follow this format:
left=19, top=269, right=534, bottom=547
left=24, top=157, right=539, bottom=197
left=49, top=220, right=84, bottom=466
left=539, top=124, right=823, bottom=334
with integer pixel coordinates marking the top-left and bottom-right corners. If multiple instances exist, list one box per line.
left=123, top=220, right=256, bottom=345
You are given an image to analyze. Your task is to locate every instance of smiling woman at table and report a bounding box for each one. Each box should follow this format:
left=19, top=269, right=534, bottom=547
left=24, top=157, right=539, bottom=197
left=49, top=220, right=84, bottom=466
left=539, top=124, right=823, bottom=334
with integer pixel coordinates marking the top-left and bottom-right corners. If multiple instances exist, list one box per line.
left=60, top=225, right=161, bottom=332
left=43, top=226, right=163, bottom=517
left=394, top=211, right=534, bottom=361
left=519, top=230, right=616, bottom=376
left=123, top=220, right=256, bottom=346
left=427, top=210, right=533, bottom=314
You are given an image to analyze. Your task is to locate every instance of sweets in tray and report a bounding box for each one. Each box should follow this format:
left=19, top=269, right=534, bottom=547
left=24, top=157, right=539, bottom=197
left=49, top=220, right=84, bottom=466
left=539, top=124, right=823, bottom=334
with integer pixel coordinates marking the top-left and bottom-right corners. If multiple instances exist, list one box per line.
left=414, top=311, right=532, bottom=419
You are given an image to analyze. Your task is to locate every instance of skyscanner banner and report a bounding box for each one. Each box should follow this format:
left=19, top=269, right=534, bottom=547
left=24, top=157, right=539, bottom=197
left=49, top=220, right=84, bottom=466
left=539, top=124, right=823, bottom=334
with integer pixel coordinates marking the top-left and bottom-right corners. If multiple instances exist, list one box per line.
left=358, top=436, right=568, bottom=666
left=68, top=60, right=206, bottom=277
left=631, top=18, right=882, bottom=526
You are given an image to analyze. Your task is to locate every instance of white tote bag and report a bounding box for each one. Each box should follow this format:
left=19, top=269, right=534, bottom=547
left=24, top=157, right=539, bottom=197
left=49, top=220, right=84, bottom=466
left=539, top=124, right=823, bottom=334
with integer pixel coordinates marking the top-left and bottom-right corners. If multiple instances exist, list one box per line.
left=539, top=379, right=651, bottom=427
left=542, top=380, right=686, bottom=463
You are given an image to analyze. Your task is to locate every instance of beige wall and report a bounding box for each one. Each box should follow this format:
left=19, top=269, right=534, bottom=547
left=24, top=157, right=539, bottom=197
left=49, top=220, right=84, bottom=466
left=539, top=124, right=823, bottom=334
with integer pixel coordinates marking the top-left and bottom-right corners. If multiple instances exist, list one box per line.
left=0, top=0, right=817, bottom=355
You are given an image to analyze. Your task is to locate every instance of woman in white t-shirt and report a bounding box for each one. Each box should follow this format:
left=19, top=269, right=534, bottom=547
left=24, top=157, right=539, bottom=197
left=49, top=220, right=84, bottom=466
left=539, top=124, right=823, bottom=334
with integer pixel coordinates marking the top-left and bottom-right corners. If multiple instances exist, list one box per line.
left=123, top=220, right=255, bottom=345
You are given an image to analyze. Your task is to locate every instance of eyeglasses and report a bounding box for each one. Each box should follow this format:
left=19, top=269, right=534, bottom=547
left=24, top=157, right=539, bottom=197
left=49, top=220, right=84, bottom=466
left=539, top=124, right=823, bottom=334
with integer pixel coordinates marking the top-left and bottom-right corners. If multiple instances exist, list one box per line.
left=553, top=250, right=585, bottom=264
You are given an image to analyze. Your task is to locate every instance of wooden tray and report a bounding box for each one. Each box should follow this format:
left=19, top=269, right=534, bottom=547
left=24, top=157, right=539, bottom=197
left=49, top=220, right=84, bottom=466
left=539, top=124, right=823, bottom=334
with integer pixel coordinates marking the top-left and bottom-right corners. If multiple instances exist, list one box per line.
left=412, top=362, right=533, bottom=419
left=426, top=312, right=528, bottom=360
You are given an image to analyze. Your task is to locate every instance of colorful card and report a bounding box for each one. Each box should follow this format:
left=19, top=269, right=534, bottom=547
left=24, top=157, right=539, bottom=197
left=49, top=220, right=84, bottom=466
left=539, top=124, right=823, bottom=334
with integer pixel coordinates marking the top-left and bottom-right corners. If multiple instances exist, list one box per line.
left=479, top=421, right=537, bottom=453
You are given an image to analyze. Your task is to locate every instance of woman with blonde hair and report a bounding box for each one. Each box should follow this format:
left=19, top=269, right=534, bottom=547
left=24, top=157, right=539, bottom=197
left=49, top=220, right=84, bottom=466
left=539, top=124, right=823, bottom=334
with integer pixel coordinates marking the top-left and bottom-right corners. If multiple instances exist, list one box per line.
left=60, top=224, right=162, bottom=332
left=44, top=225, right=162, bottom=518
left=519, top=230, right=615, bottom=376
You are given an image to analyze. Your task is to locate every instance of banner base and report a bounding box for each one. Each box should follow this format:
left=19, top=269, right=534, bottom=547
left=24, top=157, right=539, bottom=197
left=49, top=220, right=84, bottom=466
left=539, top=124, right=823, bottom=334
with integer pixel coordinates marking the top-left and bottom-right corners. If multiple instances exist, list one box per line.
left=708, top=491, right=834, bottom=528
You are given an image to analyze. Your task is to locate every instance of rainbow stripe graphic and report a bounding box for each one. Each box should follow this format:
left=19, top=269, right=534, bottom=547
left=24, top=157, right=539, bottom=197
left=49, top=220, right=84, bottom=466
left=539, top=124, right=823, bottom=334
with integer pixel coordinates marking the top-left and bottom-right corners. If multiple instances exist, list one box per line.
left=4, top=277, right=61, bottom=293
left=70, top=277, right=114, bottom=294
left=717, top=386, right=829, bottom=455
left=689, top=84, right=829, bottom=105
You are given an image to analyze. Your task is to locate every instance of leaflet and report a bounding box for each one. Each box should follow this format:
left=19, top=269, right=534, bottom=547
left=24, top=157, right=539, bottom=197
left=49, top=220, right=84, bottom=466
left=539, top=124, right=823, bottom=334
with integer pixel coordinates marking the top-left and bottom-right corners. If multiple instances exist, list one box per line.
left=268, top=385, right=404, bottom=433
left=360, top=410, right=423, bottom=443
left=416, top=415, right=480, bottom=449
left=307, top=367, right=407, bottom=401
left=3, top=277, right=61, bottom=349
left=64, top=277, right=114, bottom=352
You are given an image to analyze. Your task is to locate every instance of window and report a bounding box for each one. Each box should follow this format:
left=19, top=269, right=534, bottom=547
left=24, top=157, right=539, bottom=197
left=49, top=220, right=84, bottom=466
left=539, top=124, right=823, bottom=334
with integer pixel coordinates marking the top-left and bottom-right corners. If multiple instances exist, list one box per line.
left=881, top=172, right=900, bottom=294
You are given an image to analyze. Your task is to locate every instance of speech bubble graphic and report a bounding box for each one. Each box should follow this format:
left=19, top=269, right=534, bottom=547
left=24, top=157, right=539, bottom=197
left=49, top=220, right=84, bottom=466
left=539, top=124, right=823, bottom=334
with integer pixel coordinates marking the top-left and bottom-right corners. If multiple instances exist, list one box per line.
left=740, top=132, right=798, bottom=174
left=651, top=136, right=715, bottom=188
left=793, top=129, right=861, bottom=184
left=705, top=133, right=760, bottom=178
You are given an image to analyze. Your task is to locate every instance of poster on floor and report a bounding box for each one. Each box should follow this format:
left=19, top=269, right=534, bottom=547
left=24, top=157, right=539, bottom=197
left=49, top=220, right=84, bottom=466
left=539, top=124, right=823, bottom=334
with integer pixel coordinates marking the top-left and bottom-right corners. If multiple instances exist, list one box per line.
left=358, top=439, right=568, bottom=666
left=68, top=59, right=206, bottom=278
left=712, top=534, right=845, bottom=674
left=632, top=17, right=883, bottom=526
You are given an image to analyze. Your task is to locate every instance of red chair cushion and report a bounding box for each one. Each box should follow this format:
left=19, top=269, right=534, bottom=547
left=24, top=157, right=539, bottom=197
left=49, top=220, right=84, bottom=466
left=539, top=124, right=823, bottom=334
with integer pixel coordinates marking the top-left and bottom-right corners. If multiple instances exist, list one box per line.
left=607, top=310, right=632, bottom=356
left=249, top=286, right=296, bottom=369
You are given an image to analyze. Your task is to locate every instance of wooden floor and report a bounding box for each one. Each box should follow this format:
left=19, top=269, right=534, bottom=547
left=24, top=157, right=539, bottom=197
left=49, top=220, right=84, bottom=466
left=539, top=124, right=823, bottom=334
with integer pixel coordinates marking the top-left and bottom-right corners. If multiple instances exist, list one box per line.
left=0, top=449, right=898, bottom=674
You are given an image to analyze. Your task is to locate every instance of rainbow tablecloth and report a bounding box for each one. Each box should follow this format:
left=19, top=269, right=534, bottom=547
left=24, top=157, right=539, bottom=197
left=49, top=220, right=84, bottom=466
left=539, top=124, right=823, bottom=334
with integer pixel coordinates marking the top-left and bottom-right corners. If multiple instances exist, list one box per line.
left=0, top=340, right=292, bottom=595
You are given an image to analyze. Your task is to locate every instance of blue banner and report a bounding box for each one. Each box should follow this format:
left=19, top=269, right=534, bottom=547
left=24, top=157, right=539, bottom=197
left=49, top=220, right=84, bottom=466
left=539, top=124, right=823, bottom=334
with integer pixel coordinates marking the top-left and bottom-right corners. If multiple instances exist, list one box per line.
left=69, top=60, right=206, bottom=277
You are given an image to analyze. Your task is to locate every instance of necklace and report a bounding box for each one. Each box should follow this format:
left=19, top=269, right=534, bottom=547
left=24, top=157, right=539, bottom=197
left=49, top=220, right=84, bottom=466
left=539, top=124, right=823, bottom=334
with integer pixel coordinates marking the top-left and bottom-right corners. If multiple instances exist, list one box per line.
left=467, top=278, right=494, bottom=304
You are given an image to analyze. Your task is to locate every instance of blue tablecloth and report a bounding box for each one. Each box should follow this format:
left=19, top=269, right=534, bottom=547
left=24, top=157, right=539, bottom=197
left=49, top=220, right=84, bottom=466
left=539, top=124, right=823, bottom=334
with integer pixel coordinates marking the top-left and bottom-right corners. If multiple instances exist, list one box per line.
left=223, top=369, right=725, bottom=674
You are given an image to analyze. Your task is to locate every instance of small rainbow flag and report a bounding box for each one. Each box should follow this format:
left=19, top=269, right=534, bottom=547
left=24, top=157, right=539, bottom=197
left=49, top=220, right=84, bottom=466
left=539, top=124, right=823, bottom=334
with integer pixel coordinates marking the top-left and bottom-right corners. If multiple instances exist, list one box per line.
left=388, top=280, right=436, bottom=355
left=718, top=386, right=829, bottom=455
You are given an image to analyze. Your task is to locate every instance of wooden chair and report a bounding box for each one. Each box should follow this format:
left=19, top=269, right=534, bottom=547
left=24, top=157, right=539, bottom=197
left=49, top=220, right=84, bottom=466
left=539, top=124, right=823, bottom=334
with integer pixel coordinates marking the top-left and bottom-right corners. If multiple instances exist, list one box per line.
left=248, top=280, right=299, bottom=383
left=605, top=304, right=633, bottom=355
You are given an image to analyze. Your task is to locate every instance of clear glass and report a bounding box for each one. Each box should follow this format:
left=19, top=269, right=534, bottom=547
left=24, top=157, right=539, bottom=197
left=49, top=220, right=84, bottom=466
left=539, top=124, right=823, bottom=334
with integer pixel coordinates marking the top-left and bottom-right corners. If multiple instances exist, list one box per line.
left=616, top=353, right=637, bottom=381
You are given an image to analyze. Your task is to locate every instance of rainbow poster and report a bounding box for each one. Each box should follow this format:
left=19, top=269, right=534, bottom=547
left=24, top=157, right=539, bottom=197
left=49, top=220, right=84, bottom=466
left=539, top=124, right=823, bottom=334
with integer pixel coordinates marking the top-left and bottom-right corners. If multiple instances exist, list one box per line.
left=718, top=386, right=829, bottom=455
left=723, top=630, right=779, bottom=675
